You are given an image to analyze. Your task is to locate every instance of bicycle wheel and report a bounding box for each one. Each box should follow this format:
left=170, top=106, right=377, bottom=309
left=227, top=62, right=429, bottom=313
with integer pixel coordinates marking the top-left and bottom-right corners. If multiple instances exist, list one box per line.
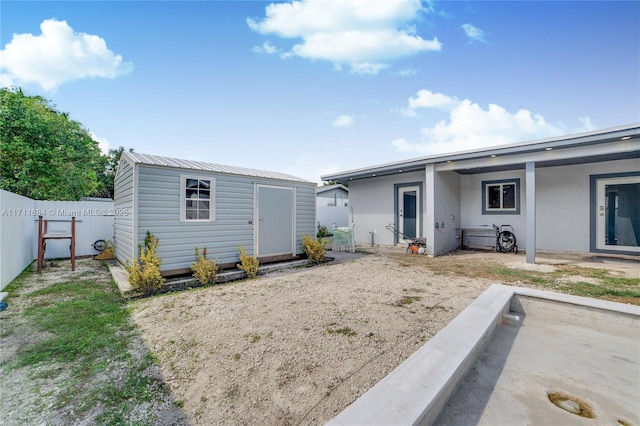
left=92, top=239, right=106, bottom=252
left=497, top=231, right=516, bottom=252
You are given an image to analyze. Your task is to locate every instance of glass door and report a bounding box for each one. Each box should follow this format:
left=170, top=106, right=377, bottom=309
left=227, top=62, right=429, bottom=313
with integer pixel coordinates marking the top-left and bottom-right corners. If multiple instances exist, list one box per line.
left=398, top=186, right=419, bottom=240
left=596, top=176, right=640, bottom=253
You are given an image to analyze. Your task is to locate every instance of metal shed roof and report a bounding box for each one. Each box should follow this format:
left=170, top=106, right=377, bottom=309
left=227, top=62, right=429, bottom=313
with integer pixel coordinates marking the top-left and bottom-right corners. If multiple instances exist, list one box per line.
left=121, top=152, right=314, bottom=184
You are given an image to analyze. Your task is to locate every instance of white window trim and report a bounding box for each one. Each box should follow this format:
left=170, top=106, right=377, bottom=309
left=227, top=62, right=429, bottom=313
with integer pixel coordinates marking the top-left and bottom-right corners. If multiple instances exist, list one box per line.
left=482, top=178, right=520, bottom=214
left=180, top=174, right=215, bottom=222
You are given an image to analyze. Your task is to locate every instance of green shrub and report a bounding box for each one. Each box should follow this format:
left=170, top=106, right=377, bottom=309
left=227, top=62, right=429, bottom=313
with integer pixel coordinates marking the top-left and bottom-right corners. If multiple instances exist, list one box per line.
left=125, top=232, right=165, bottom=294
left=317, top=226, right=330, bottom=238
left=237, top=246, right=259, bottom=278
left=191, top=247, right=218, bottom=284
left=302, top=234, right=326, bottom=264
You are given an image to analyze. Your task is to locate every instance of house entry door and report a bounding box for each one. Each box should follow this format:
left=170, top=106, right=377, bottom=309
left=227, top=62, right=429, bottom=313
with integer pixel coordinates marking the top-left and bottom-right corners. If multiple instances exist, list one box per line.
left=596, top=176, right=640, bottom=253
left=257, top=185, right=294, bottom=257
left=398, top=186, right=419, bottom=241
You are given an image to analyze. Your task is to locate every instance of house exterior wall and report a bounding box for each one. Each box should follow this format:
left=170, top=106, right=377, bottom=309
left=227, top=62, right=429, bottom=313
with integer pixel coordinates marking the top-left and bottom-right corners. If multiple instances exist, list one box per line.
left=122, top=164, right=315, bottom=273
left=349, top=171, right=425, bottom=246
left=536, top=158, right=638, bottom=252
left=316, top=188, right=349, bottom=206
left=114, top=159, right=135, bottom=264
left=460, top=169, right=528, bottom=246
left=460, top=158, right=638, bottom=253
left=433, top=170, right=461, bottom=255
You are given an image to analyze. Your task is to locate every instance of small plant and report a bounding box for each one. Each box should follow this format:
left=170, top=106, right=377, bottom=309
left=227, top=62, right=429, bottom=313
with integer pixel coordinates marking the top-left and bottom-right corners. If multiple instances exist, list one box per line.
left=126, top=231, right=165, bottom=294
left=237, top=246, right=259, bottom=278
left=317, top=226, right=330, bottom=238
left=191, top=247, right=218, bottom=284
left=301, top=234, right=326, bottom=264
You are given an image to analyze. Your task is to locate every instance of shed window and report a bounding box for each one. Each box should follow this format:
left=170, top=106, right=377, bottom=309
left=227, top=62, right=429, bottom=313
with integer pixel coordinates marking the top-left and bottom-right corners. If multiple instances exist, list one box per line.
left=482, top=179, right=520, bottom=214
left=181, top=176, right=215, bottom=221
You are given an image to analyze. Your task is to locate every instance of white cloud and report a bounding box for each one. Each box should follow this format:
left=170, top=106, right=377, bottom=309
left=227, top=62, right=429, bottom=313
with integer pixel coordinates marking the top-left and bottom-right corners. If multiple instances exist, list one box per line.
left=90, top=132, right=110, bottom=154
left=248, top=0, right=441, bottom=75
left=0, top=19, right=133, bottom=91
left=394, top=89, right=581, bottom=154
left=395, top=68, right=417, bottom=77
left=461, top=23, right=486, bottom=43
left=332, top=114, right=353, bottom=127
left=251, top=41, right=279, bottom=54
left=401, top=89, right=459, bottom=116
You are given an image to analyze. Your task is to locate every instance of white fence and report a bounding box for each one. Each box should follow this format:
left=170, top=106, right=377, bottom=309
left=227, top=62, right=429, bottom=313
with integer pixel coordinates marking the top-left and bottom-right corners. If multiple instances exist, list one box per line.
left=1, top=190, right=115, bottom=290
left=317, top=205, right=349, bottom=231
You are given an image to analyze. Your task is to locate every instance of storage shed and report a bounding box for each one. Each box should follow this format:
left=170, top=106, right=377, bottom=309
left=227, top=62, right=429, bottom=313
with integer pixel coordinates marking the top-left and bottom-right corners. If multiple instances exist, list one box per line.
left=113, top=152, right=316, bottom=275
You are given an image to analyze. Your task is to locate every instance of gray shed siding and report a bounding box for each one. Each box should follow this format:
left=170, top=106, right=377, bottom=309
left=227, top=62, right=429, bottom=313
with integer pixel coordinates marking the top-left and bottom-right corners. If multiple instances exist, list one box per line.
left=114, top=160, right=135, bottom=264
left=134, top=164, right=315, bottom=272
left=295, top=182, right=317, bottom=248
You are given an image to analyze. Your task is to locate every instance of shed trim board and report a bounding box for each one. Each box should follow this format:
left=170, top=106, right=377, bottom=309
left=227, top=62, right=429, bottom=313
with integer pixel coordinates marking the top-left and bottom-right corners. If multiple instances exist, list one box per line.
left=322, top=124, right=640, bottom=259
left=114, top=152, right=315, bottom=275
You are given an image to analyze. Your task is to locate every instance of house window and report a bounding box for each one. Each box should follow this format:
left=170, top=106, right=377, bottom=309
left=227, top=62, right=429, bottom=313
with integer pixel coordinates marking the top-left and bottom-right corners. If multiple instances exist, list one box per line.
left=482, top=179, right=520, bottom=214
left=181, top=176, right=215, bottom=221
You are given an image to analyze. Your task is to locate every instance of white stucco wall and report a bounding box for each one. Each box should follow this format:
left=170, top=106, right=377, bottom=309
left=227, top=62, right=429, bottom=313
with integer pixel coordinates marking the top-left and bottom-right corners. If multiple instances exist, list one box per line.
left=460, top=169, right=528, bottom=248
left=349, top=171, right=425, bottom=246
left=461, top=158, right=639, bottom=253
left=536, top=158, right=638, bottom=252
left=433, top=170, right=461, bottom=255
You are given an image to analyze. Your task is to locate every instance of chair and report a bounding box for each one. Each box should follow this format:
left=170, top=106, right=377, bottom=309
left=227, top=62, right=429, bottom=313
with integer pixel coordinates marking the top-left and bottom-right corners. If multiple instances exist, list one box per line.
left=332, top=226, right=354, bottom=253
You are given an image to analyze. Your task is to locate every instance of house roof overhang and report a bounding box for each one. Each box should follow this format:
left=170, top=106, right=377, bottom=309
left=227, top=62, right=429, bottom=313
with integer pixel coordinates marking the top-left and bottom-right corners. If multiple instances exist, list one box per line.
left=321, top=124, right=640, bottom=184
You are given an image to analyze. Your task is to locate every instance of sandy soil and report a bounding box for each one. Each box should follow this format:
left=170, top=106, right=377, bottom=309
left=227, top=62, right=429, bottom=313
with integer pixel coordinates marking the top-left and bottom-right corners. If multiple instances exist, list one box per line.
left=3, top=246, right=637, bottom=425
left=127, top=247, right=522, bottom=425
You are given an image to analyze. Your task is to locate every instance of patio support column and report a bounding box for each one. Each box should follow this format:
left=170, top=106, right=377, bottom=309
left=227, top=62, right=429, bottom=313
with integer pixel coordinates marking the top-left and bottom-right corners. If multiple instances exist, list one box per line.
left=525, top=161, right=536, bottom=264
left=425, top=164, right=436, bottom=256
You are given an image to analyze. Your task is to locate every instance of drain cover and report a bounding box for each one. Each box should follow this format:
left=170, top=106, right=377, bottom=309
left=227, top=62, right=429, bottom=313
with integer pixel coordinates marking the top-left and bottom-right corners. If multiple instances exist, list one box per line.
left=547, top=391, right=595, bottom=419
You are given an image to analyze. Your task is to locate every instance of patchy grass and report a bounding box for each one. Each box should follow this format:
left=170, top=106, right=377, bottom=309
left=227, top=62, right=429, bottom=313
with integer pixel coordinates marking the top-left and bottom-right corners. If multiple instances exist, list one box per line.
left=244, top=332, right=262, bottom=343
left=387, top=251, right=640, bottom=305
left=393, top=296, right=422, bottom=307
left=326, top=326, right=357, bottom=336
left=0, top=260, right=186, bottom=425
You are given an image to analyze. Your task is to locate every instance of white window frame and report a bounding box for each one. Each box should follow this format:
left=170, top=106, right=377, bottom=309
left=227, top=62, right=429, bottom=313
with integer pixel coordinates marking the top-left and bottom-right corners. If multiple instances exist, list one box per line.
left=482, top=178, right=520, bottom=214
left=180, top=175, right=215, bottom=222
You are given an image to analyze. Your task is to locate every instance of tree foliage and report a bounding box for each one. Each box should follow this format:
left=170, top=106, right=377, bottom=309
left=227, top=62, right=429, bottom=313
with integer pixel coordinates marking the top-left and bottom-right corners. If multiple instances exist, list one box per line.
left=0, top=87, right=111, bottom=200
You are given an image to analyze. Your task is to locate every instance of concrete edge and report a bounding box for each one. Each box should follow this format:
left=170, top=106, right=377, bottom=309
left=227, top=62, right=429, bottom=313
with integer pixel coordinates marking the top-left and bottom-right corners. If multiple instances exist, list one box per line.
left=327, top=284, right=640, bottom=426
left=507, top=285, right=640, bottom=317
left=328, top=284, right=514, bottom=426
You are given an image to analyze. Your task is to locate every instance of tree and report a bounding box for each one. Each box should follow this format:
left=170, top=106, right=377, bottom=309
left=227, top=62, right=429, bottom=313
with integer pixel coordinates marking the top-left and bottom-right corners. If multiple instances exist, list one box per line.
left=92, top=145, right=133, bottom=199
left=0, top=88, right=105, bottom=200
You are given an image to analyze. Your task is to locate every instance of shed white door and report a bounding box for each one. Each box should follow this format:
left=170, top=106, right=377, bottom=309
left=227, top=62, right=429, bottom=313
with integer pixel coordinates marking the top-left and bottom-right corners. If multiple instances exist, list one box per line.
left=257, top=185, right=294, bottom=257
left=596, top=176, right=640, bottom=253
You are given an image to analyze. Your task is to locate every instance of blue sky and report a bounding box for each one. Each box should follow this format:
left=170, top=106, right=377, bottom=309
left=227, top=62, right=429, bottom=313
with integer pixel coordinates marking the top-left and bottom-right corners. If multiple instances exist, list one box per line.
left=1, top=1, right=639, bottom=183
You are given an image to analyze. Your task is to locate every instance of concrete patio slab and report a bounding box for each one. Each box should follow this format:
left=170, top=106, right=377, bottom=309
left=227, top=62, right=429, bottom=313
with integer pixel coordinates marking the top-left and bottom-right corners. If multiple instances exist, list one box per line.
left=328, top=285, right=640, bottom=426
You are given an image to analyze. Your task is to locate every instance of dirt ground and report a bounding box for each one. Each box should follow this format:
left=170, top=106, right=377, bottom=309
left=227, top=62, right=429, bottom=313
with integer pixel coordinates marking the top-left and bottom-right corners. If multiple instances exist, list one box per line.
left=128, top=246, right=639, bottom=425
left=2, top=246, right=638, bottom=425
